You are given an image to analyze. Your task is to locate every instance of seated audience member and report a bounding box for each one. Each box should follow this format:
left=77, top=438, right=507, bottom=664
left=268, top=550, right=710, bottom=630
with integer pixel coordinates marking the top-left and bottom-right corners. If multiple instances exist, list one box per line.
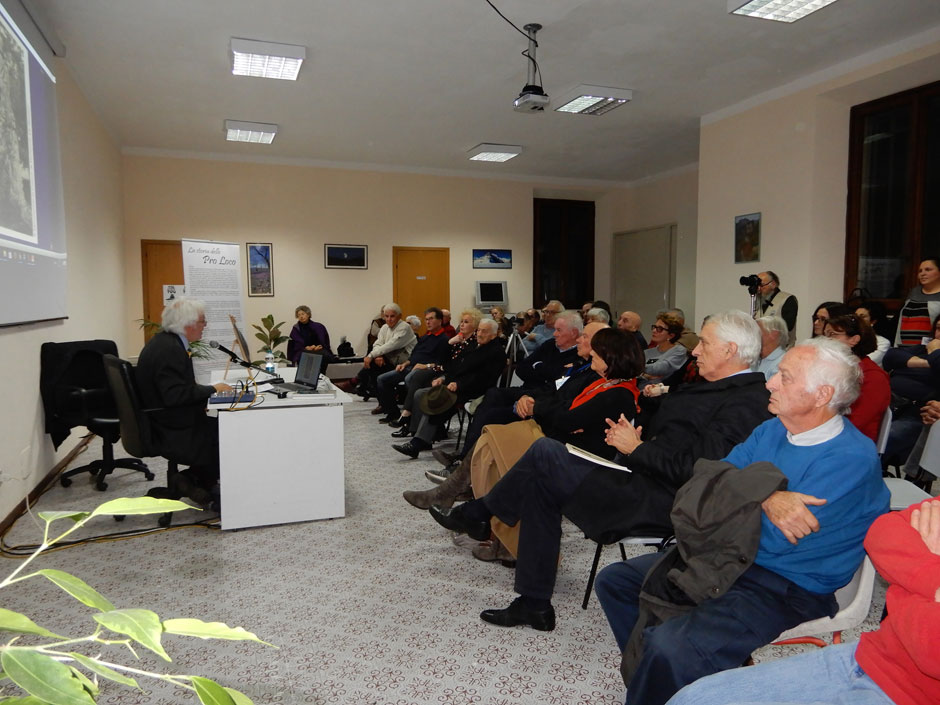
left=585, top=307, right=611, bottom=324
left=287, top=305, right=333, bottom=365
left=523, top=300, right=563, bottom=354
left=488, top=306, right=513, bottom=338
left=427, top=310, right=772, bottom=631
left=355, top=303, right=416, bottom=398
left=895, top=257, right=940, bottom=347
left=665, top=498, right=939, bottom=705
left=640, top=312, right=687, bottom=387
left=390, top=308, right=482, bottom=429
left=405, top=315, right=421, bottom=334
left=391, top=318, right=505, bottom=458
left=366, top=308, right=385, bottom=351
left=618, top=310, right=648, bottom=349
left=755, top=315, right=788, bottom=379
left=515, top=311, right=583, bottom=390
left=375, top=307, right=451, bottom=423
left=824, top=314, right=890, bottom=442
left=810, top=301, right=851, bottom=338
left=895, top=401, right=940, bottom=491
left=440, top=309, right=456, bottom=338
left=136, top=297, right=233, bottom=506
left=595, top=337, right=889, bottom=705
left=665, top=308, right=700, bottom=353
left=855, top=299, right=891, bottom=365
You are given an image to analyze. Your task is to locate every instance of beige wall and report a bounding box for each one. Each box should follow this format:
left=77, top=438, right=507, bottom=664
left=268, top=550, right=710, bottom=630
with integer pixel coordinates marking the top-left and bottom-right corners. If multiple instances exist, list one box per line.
left=696, top=41, right=940, bottom=341
left=0, top=61, right=126, bottom=521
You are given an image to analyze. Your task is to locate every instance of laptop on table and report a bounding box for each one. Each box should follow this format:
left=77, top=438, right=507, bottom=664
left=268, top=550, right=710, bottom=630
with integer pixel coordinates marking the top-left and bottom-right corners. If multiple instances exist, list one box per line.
left=270, top=352, right=324, bottom=394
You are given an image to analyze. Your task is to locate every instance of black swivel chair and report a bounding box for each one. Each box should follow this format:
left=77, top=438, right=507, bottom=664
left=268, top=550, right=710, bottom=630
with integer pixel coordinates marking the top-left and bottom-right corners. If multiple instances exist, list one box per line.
left=40, top=341, right=154, bottom=491
left=102, top=354, right=186, bottom=527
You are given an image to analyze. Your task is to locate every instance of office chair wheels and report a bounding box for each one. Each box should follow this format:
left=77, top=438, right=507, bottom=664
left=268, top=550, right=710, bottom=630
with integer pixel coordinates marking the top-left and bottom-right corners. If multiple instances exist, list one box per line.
left=60, top=476, right=72, bottom=487
left=158, top=513, right=172, bottom=528
left=95, top=480, right=108, bottom=491
left=144, top=471, right=155, bottom=481
left=113, top=515, right=125, bottom=522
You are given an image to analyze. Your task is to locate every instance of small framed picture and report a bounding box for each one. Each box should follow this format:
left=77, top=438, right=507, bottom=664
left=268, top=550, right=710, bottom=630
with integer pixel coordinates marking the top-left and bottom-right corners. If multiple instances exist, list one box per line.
left=325, top=244, right=368, bottom=269
left=472, top=248, right=512, bottom=269
left=246, top=243, right=274, bottom=296
left=734, top=213, right=761, bottom=264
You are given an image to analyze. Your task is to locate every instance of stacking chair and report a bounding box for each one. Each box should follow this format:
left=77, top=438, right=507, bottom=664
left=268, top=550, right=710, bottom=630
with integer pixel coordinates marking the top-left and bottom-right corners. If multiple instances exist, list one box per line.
left=583, top=533, right=674, bottom=609
left=40, top=340, right=154, bottom=491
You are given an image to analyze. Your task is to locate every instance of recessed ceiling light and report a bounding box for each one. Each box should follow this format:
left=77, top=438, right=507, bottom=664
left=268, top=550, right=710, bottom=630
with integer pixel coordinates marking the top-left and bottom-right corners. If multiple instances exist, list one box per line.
left=231, top=38, right=305, bottom=80
left=728, top=0, right=841, bottom=23
left=225, top=120, right=278, bottom=144
left=554, top=85, right=633, bottom=116
left=468, top=144, right=522, bottom=163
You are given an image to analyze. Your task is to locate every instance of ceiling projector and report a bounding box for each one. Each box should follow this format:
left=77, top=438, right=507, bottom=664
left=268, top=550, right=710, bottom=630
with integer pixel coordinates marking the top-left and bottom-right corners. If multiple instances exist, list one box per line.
left=514, top=85, right=550, bottom=113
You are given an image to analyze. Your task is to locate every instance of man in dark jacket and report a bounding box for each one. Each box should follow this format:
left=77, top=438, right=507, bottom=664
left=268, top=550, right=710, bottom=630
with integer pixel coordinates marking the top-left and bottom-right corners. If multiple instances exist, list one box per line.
left=428, top=310, right=773, bottom=632
left=135, top=297, right=233, bottom=504
left=514, top=311, right=583, bottom=391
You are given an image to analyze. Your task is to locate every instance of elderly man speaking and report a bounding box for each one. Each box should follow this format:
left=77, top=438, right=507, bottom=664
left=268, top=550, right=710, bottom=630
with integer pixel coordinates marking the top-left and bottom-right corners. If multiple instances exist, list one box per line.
left=595, top=337, right=890, bottom=705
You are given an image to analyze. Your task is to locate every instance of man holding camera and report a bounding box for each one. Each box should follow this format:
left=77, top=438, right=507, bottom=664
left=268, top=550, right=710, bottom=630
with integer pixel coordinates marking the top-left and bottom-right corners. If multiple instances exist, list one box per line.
left=755, top=271, right=798, bottom=340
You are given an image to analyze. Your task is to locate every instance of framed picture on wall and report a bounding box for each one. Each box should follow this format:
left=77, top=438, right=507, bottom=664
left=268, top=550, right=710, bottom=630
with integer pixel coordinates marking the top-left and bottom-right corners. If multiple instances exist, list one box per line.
left=325, top=244, right=368, bottom=269
left=472, top=248, right=512, bottom=269
left=246, top=242, right=274, bottom=296
left=734, top=213, right=761, bottom=264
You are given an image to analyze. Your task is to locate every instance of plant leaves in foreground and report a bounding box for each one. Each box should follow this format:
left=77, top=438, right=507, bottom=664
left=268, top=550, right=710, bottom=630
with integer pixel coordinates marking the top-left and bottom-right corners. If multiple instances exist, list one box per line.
left=191, top=676, right=236, bottom=705
left=0, top=648, right=95, bottom=705
left=163, top=619, right=272, bottom=646
left=37, top=570, right=115, bottom=612
left=89, top=497, right=192, bottom=518
left=93, top=609, right=170, bottom=661
left=0, top=608, right=63, bottom=638
left=68, top=652, right=139, bottom=689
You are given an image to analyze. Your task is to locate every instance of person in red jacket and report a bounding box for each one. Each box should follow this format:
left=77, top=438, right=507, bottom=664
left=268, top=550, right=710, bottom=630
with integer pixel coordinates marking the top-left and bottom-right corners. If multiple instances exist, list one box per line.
left=664, top=497, right=940, bottom=705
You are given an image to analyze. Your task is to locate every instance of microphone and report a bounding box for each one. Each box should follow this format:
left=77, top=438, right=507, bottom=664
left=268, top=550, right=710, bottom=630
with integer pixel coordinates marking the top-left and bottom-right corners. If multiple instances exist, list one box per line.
left=209, top=340, right=240, bottom=361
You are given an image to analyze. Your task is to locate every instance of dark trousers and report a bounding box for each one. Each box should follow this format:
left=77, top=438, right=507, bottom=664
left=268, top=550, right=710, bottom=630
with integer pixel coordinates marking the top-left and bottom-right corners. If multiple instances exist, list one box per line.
left=154, top=414, right=220, bottom=488
left=594, top=554, right=837, bottom=705
left=457, top=386, right=530, bottom=459
left=376, top=368, right=407, bottom=416
left=482, top=437, right=596, bottom=599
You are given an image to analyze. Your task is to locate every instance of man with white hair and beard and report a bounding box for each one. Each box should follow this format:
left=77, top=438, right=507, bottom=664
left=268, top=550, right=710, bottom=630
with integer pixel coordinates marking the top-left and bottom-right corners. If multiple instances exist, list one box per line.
left=595, top=337, right=890, bottom=705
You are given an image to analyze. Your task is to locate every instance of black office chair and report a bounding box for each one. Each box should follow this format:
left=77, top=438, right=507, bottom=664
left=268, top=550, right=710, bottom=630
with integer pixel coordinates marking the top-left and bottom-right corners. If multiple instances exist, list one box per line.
left=102, top=354, right=186, bottom=527
left=40, top=341, right=154, bottom=491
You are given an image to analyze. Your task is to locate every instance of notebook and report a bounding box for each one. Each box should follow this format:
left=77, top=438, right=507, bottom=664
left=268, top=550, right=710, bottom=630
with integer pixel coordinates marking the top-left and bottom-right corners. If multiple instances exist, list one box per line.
left=270, top=351, right=324, bottom=394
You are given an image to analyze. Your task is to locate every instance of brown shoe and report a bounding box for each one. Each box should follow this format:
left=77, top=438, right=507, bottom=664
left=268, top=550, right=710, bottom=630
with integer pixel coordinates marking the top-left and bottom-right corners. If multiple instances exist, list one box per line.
left=371, top=405, right=384, bottom=415
left=472, top=538, right=516, bottom=567
left=402, top=456, right=471, bottom=510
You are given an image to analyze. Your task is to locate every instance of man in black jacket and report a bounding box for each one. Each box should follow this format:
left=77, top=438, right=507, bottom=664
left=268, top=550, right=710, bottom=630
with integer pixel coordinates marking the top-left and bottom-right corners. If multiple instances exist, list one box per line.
left=514, top=310, right=583, bottom=391
left=135, top=297, right=233, bottom=504
left=428, top=310, right=773, bottom=631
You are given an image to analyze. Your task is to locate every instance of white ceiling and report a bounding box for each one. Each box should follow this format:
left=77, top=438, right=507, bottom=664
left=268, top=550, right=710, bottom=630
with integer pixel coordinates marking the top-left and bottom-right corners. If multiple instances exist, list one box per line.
left=31, top=0, right=940, bottom=184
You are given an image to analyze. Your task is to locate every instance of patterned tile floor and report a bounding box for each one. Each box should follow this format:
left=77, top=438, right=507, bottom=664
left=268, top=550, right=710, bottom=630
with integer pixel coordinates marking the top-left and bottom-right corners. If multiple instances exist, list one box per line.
left=1, top=399, right=890, bottom=704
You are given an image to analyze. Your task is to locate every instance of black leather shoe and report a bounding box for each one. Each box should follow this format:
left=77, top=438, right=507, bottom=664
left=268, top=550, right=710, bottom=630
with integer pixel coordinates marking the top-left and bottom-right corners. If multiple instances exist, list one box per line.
left=392, top=441, right=421, bottom=459
left=480, top=597, right=555, bottom=631
left=388, top=416, right=407, bottom=428
left=428, top=504, right=490, bottom=541
left=378, top=414, right=397, bottom=424
left=390, top=426, right=411, bottom=438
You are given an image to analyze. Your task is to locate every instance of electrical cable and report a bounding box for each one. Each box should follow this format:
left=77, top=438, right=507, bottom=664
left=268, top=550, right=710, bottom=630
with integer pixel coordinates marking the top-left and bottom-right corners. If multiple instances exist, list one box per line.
left=484, top=0, right=536, bottom=45
left=484, top=1, right=544, bottom=89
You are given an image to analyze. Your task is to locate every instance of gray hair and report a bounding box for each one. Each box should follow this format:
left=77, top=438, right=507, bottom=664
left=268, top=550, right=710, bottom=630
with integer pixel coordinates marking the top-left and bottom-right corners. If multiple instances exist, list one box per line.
left=545, top=300, right=564, bottom=312
left=707, top=310, right=762, bottom=367
left=405, top=315, right=421, bottom=330
left=161, top=297, right=205, bottom=335
left=757, top=314, right=789, bottom=348
left=585, top=307, right=610, bottom=324
left=383, top=302, right=402, bottom=316
left=796, top=338, right=861, bottom=414
left=555, top=310, right=585, bottom=332
left=295, top=305, right=312, bottom=317
left=478, top=318, right=499, bottom=335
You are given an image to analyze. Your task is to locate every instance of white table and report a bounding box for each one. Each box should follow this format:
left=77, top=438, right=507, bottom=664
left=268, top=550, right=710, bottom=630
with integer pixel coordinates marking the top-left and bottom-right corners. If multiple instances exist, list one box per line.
left=210, top=368, right=352, bottom=530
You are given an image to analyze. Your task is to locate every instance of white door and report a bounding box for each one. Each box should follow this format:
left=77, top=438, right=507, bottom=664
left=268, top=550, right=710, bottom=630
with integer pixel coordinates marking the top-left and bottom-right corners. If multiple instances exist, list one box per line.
left=611, top=225, right=676, bottom=332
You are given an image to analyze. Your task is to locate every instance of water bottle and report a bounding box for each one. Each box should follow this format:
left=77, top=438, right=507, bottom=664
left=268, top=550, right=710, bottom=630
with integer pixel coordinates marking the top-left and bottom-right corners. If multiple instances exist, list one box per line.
left=264, top=351, right=276, bottom=374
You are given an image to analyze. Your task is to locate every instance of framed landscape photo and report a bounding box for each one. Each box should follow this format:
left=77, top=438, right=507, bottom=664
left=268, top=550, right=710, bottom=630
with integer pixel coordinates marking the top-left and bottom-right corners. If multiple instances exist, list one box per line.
left=325, top=244, right=368, bottom=269
left=734, top=212, right=761, bottom=264
left=246, top=242, right=274, bottom=296
left=472, top=248, right=512, bottom=269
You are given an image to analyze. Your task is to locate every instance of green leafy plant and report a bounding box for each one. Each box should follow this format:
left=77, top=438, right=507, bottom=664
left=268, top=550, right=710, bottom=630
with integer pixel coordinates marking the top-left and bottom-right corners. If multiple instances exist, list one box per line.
left=0, top=497, right=272, bottom=704
left=251, top=315, right=288, bottom=365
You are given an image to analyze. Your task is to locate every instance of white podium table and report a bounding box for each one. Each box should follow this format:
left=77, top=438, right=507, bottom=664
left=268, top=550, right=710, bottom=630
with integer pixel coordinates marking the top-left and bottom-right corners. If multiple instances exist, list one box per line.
left=210, top=367, right=352, bottom=530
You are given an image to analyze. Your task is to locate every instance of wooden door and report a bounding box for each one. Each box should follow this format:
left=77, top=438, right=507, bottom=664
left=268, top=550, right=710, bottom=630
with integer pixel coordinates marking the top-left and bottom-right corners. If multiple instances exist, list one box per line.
left=392, top=247, right=450, bottom=334
left=141, top=239, right=183, bottom=340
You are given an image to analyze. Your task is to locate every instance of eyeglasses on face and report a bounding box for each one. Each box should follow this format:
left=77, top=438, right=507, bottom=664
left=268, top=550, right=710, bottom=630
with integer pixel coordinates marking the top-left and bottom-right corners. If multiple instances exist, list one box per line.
left=812, top=315, right=828, bottom=323
left=650, top=324, right=668, bottom=333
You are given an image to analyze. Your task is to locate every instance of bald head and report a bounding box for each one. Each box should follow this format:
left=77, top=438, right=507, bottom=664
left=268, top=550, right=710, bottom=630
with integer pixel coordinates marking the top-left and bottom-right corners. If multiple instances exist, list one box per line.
left=618, top=311, right=641, bottom=333
left=577, top=321, right=608, bottom=359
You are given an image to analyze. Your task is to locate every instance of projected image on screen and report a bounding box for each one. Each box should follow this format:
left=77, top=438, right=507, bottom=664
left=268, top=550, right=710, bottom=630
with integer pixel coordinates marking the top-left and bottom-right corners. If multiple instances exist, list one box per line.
left=0, top=14, right=35, bottom=244
left=0, top=6, right=67, bottom=327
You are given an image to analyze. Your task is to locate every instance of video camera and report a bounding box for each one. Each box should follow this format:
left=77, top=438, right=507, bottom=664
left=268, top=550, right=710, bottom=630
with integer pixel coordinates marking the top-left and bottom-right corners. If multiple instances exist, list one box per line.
left=739, top=274, right=761, bottom=296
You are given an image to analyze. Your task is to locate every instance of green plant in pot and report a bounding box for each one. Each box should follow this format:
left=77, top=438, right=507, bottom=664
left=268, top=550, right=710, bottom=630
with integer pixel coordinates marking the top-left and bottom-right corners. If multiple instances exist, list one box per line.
left=251, top=314, right=288, bottom=365
left=0, top=497, right=272, bottom=704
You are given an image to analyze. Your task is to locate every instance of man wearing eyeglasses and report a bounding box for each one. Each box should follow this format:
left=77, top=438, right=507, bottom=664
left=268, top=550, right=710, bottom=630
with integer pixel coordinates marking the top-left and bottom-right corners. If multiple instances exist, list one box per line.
left=523, top=300, right=564, bottom=354
left=756, top=271, right=798, bottom=342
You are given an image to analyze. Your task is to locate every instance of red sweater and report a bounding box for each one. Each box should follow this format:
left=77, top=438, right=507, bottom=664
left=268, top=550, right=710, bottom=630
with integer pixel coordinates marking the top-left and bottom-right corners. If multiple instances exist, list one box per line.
left=848, top=356, right=890, bottom=442
left=855, top=500, right=940, bottom=705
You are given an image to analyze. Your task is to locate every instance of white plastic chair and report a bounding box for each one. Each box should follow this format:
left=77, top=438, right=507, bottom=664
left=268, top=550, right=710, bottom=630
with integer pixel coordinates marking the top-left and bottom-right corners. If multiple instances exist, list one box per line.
left=875, top=407, right=891, bottom=456
left=884, top=476, right=932, bottom=511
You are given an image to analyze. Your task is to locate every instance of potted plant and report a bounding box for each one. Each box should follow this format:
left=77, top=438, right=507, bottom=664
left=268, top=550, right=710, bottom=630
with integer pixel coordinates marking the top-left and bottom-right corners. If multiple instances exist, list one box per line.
left=251, top=314, right=288, bottom=365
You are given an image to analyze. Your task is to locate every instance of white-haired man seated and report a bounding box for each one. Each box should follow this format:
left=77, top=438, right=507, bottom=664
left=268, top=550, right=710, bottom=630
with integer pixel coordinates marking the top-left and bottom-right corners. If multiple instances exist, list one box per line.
left=755, top=314, right=789, bottom=379
left=594, top=337, right=890, bottom=705
left=136, top=297, right=233, bottom=506
left=428, top=311, right=774, bottom=631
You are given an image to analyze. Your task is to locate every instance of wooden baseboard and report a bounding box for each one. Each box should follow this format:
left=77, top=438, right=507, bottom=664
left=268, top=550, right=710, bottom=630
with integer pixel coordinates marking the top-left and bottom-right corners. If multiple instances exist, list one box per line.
left=0, top=436, right=94, bottom=537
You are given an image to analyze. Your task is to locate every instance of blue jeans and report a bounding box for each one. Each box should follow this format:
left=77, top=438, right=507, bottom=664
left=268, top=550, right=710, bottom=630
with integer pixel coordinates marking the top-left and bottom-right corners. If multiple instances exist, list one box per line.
left=666, top=642, right=893, bottom=705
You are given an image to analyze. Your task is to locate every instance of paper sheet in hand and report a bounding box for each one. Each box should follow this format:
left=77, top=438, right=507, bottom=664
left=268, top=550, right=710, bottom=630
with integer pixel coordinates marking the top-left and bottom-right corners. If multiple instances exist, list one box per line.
left=565, top=444, right=631, bottom=472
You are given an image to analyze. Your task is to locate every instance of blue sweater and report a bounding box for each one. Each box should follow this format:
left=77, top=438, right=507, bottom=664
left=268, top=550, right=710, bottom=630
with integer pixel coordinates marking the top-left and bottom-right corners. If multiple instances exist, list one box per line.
left=723, top=418, right=889, bottom=594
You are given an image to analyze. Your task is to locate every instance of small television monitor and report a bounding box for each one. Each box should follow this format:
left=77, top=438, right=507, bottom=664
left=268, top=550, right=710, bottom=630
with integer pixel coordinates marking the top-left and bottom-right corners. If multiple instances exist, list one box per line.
left=475, top=281, right=508, bottom=308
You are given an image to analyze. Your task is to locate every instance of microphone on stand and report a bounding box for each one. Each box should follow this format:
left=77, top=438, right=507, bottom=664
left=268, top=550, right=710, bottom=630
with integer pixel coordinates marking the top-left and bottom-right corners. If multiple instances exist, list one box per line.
left=209, top=340, right=240, bottom=361
left=209, top=341, right=283, bottom=384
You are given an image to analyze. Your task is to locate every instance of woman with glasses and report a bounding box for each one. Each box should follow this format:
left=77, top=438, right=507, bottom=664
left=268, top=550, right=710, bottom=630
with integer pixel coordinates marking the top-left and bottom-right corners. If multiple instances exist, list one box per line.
left=811, top=301, right=851, bottom=338
left=896, top=257, right=940, bottom=347
left=640, top=312, right=687, bottom=388
left=824, top=314, right=890, bottom=442
left=855, top=300, right=892, bottom=365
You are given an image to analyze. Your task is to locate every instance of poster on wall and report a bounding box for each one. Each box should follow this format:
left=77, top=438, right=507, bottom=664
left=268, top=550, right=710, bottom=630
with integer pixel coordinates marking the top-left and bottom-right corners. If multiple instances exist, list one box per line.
left=182, top=239, right=246, bottom=382
left=472, top=249, right=512, bottom=269
left=247, top=242, right=274, bottom=296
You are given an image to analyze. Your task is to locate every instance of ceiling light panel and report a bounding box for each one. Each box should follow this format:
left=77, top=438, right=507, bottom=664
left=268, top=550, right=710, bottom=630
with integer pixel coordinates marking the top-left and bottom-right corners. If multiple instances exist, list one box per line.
left=225, top=120, right=278, bottom=144
left=554, top=85, right=633, bottom=116
left=468, top=144, right=522, bottom=162
left=231, top=38, right=305, bottom=80
left=728, top=0, right=841, bottom=23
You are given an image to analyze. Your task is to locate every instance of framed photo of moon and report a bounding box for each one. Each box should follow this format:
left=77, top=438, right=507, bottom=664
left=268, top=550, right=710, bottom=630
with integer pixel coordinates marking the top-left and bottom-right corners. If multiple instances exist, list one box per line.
left=324, top=244, right=368, bottom=270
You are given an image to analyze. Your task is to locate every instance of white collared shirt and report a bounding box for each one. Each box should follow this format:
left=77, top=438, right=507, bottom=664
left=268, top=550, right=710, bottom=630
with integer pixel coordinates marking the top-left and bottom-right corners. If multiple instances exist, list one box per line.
left=787, top=414, right=844, bottom=446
